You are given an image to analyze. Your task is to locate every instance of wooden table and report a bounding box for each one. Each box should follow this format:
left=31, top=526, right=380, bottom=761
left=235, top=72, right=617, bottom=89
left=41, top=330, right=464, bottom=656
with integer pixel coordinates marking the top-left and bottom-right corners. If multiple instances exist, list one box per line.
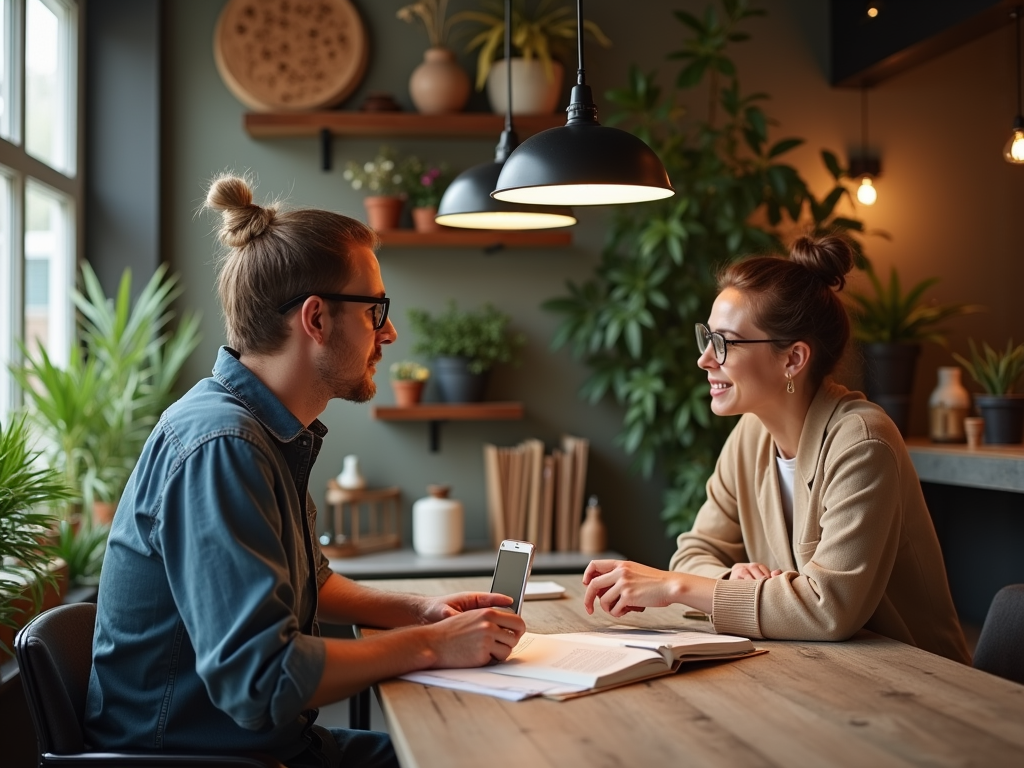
left=362, top=576, right=1024, bottom=768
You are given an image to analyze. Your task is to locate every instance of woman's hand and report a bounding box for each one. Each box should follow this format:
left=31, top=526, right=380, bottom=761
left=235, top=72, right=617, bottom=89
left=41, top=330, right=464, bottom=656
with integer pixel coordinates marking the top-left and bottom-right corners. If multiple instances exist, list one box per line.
left=582, top=560, right=685, bottom=617
left=419, top=591, right=515, bottom=623
left=729, top=562, right=782, bottom=580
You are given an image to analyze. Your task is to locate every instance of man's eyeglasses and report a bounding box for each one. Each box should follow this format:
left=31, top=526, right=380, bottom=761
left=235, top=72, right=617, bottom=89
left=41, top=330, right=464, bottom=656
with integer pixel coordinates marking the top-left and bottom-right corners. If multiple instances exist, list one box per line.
left=277, top=293, right=391, bottom=330
left=695, top=322, right=791, bottom=365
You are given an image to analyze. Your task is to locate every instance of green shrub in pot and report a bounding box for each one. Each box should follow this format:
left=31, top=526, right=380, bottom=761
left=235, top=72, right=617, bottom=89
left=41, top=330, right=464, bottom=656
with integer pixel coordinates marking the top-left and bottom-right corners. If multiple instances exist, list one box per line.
left=953, top=339, right=1024, bottom=445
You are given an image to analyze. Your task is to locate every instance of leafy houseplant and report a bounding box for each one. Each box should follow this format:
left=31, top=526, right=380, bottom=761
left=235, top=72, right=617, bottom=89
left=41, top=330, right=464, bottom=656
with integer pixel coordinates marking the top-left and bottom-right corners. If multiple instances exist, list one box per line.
left=10, top=262, right=201, bottom=516
left=953, top=340, right=1024, bottom=444
left=0, top=414, right=75, bottom=655
left=344, top=146, right=406, bottom=231
left=543, top=0, right=873, bottom=536
left=407, top=301, right=525, bottom=402
left=847, top=265, right=981, bottom=436
left=400, top=156, right=453, bottom=209
left=454, top=0, right=612, bottom=91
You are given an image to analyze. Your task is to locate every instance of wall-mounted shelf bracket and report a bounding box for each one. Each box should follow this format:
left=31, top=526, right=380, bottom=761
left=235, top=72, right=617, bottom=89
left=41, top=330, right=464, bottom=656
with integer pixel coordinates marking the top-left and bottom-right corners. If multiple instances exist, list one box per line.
left=371, top=402, right=525, bottom=452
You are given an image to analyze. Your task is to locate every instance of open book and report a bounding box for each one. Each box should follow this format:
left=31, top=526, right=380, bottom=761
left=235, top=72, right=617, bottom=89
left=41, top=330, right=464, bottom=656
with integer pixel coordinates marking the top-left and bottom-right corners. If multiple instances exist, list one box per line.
left=401, top=628, right=760, bottom=701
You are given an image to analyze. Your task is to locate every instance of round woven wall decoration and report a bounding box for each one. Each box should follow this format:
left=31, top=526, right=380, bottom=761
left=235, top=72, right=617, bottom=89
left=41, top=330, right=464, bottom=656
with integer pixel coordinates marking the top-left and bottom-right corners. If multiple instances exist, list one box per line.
left=213, top=0, right=369, bottom=111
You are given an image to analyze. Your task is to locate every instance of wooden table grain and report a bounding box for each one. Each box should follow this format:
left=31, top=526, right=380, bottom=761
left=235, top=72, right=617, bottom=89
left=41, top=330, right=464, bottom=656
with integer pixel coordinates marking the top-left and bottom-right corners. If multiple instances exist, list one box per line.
left=360, top=575, right=1024, bottom=768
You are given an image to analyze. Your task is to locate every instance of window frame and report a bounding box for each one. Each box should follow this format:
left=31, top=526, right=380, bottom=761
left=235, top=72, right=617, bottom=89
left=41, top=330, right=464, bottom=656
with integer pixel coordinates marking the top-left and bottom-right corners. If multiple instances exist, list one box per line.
left=0, top=0, right=83, bottom=423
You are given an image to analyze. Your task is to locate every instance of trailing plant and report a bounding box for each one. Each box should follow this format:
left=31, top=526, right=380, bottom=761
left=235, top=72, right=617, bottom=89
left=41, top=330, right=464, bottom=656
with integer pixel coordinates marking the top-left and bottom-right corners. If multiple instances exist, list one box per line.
left=543, top=0, right=873, bottom=536
left=0, top=414, right=75, bottom=655
left=953, top=339, right=1024, bottom=395
left=847, top=264, right=981, bottom=345
left=407, top=301, right=525, bottom=374
left=453, top=0, right=611, bottom=90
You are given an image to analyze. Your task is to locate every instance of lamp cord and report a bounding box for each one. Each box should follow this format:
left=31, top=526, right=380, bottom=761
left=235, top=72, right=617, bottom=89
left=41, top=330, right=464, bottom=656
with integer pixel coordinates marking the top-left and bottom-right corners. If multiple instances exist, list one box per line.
left=1016, top=5, right=1022, bottom=117
left=861, top=87, right=869, bottom=157
left=504, top=0, right=513, bottom=134
left=576, top=0, right=585, bottom=85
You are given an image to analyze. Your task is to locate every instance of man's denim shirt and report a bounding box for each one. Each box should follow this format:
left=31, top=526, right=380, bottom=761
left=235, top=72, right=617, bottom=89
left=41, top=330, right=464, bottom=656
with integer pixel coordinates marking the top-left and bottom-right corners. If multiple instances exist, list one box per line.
left=85, top=347, right=333, bottom=758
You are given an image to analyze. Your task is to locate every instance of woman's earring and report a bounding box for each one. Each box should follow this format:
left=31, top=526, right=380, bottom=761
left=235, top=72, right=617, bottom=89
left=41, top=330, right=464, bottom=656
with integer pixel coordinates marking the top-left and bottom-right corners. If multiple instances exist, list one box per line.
left=786, top=373, right=795, bottom=394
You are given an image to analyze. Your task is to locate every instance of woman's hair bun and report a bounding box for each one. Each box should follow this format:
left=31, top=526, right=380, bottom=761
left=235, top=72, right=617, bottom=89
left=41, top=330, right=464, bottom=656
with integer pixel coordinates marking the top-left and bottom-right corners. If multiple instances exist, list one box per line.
left=205, top=173, right=277, bottom=248
left=789, top=234, right=855, bottom=291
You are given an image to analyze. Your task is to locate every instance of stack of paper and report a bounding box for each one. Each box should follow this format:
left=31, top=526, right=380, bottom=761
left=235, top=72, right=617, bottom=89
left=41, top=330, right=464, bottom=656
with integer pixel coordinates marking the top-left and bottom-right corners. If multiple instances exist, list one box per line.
left=483, top=435, right=590, bottom=551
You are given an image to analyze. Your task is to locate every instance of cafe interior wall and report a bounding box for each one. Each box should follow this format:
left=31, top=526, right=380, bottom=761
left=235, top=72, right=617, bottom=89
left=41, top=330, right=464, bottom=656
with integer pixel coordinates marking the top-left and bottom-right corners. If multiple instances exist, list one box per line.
left=161, top=0, right=1024, bottom=567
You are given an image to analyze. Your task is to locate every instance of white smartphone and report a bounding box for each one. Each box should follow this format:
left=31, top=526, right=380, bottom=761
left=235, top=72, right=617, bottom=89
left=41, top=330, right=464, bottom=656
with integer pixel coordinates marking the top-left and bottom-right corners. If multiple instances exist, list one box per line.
left=489, top=539, right=536, bottom=614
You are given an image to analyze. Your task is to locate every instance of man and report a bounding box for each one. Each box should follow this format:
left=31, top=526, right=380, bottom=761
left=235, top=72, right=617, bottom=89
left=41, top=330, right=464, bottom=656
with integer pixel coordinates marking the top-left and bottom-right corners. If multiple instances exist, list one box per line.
left=84, top=175, right=525, bottom=767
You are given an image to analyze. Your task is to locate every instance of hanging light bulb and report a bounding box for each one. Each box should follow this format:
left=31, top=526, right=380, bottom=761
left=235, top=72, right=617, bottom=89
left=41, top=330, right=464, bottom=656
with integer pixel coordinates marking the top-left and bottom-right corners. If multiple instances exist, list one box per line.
left=491, top=0, right=674, bottom=206
left=434, top=0, right=576, bottom=230
left=856, top=176, right=877, bottom=205
left=1006, top=6, right=1024, bottom=164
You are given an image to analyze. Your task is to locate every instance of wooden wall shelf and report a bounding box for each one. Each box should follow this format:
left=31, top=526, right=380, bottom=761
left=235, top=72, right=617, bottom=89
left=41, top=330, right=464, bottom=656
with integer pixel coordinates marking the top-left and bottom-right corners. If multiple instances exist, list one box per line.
left=244, top=111, right=564, bottom=139
left=371, top=402, right=524, bottom=452
left=377, top=229, right=572, bottom=249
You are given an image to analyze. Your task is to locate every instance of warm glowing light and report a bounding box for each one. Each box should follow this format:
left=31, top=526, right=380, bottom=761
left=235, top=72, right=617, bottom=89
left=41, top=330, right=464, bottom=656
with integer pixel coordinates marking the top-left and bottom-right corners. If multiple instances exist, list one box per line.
left=1004, top=128, right=1024, bottom=163
left=856, top=177, right=877, bottom=205
left=492, top=183, right=676, bottom=206
left=867, top=5, right=879, bottom=18
left=433, top=211, right=577, bottom=230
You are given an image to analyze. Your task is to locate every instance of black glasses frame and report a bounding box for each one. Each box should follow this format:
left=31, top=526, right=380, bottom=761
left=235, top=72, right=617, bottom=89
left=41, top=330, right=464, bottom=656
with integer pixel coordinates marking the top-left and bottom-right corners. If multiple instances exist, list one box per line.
left=277, top=293, right=391, bottom=330
left=695, top=322, right=792, bottom=365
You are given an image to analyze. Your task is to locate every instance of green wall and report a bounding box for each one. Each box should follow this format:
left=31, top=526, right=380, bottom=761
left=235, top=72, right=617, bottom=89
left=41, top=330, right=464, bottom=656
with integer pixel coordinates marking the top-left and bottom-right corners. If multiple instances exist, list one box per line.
left=161, top=0, right=1024, bottom=567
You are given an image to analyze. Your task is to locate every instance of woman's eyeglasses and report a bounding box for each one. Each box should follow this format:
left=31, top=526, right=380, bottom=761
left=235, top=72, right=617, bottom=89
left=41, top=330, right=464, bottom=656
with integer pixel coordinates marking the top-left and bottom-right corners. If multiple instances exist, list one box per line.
left=695, top=322, right=791, bottom=365
left=277, top=293, right=391, bottom=330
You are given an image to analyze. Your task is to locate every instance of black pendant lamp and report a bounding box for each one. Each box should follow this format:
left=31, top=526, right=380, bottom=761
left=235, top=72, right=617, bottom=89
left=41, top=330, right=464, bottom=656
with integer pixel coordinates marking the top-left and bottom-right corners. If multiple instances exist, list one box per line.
left=491, top=0, right=674, bottom=206
left=434, top=0, right=576, bottom=229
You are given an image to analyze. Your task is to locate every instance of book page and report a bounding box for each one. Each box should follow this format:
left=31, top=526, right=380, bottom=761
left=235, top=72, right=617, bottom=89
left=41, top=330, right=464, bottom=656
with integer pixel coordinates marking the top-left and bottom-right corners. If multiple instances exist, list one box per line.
left=489, top=632, right=670, bottom=688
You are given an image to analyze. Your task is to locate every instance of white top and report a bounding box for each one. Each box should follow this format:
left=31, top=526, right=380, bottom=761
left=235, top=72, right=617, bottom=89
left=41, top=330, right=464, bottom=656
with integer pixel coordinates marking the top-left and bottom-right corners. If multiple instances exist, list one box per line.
left=776, top=452, right=798, bottom=537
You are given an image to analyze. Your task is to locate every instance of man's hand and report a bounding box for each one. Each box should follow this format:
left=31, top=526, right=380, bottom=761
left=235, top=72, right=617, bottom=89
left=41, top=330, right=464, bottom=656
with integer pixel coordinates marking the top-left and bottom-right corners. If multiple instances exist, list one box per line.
left=423, top=608, right=526, bottom=668
left=729, top=562, right=782, bottom=580
left=419, top=592, right=515, bottom=623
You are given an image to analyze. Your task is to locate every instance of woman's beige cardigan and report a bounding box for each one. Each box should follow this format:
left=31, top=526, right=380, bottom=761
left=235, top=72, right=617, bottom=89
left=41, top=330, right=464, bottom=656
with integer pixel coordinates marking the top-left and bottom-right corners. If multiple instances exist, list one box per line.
left=670, top=381, right=971, bottom=664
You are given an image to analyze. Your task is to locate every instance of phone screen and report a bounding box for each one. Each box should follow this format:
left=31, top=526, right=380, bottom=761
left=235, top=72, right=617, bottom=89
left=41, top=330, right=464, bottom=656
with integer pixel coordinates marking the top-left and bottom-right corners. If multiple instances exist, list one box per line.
left=491, top=547, right=532, bottom=614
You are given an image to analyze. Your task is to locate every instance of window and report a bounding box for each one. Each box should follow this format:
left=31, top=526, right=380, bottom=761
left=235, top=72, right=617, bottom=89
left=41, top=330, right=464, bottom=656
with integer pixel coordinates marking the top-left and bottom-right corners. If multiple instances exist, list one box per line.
left=0, top=0, right=81, bottom=423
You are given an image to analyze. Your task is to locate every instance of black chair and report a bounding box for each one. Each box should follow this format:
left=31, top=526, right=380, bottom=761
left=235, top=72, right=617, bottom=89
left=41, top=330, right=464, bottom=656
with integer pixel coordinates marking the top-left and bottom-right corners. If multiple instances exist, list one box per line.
left=972, top=584, right=1024, bottom=686
left=15, top=602, right=284, bottom=767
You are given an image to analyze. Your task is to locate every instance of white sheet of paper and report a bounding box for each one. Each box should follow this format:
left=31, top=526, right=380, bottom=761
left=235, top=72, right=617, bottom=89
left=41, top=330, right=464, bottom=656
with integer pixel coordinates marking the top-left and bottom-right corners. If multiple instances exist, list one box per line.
left=401, top=667, right=587, bottom=701
left=524, top=580, right=567, bottom=600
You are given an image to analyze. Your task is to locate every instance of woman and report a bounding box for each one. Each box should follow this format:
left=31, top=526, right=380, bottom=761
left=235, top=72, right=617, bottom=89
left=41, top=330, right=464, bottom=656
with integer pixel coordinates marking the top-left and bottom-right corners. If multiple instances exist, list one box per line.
left=583, top=235, right=970, bottom=664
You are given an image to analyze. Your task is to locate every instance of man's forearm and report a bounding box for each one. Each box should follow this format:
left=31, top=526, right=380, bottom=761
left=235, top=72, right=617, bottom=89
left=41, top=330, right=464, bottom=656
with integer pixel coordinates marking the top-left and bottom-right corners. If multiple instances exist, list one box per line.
left=316, top=572, right=427, bottom=628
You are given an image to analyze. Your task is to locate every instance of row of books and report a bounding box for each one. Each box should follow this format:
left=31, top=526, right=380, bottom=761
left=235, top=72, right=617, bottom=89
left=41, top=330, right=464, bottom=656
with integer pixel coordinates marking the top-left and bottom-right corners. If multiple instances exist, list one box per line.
left=483, top=435, right=589, bottom=552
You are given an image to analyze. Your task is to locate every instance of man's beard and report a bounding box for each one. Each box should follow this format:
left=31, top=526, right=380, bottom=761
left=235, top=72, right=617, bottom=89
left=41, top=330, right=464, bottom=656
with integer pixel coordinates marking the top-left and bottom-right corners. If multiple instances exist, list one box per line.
left=316, top=328, right=379, bottom=403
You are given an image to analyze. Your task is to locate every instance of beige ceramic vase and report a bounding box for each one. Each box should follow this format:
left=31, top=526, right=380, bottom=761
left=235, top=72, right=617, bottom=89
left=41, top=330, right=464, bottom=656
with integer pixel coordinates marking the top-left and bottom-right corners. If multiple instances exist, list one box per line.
left=409, top=47, right=470, bottom=114
left=486, top=58, right=564, bottom=115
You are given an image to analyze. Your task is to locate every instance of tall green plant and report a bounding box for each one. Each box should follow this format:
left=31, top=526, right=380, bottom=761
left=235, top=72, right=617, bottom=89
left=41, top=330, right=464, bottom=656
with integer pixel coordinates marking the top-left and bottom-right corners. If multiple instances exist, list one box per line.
left=0, top=414, right=75, bottom=654
left=544, top=0, right=870, bottom=536
left=10, top=262, right=201, bottom=509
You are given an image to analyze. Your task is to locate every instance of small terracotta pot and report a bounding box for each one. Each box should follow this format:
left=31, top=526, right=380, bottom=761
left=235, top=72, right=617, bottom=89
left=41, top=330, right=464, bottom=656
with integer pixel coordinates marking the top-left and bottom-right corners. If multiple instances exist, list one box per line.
left=412, top=206, right=441, bottom=233
left=363, top=196, right=404, bottom=231
left=392, top=379, right=426, bottom=407
left=93, top=500, right=117, bottom=526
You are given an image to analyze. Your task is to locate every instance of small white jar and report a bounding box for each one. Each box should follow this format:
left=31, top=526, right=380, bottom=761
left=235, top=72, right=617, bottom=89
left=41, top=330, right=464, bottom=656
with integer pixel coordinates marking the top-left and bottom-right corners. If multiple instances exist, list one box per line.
left=336, top=454, right=366, bottom=489
left=412, top=485, right=464, bottom=557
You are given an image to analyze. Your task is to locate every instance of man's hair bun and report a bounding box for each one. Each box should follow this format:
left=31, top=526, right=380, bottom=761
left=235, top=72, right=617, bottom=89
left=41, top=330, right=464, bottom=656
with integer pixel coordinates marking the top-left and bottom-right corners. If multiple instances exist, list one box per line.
left=205, top=173, right=278, bottom=248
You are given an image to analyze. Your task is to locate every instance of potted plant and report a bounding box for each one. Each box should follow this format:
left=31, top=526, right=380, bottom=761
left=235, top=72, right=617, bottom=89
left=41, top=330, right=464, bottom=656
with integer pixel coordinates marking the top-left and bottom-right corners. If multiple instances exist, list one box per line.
left=400, top=155, right=453, bottom=233
left=10, top=262, right=201, bottom=523
left=397, top=0, right=471, bottom=114
left=0, top=414, right=74, bottom=656
left=953, top=339, right=1024, bottom=444
left=453, top=0, right=611, bottom=114
left=343, top=146, right=406, bottom=231
left=407, top=301, right=525, bottom=402
left=847, top=264, right=981, bottom=436
left=390, top=360, right=431, bottom=407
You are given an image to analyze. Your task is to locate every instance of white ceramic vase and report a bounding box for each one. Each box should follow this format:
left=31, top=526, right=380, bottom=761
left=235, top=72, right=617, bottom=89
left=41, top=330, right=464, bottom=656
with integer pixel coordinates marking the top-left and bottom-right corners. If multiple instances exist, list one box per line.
left=409, top=47, right=470, bottom=115
left=486, top=57, right=564, bottom=115
left=336, top=454, right=366, bottom=489
left=928, top=366, right=971, bottom=443
left=412, top=485, right=464, bottom=556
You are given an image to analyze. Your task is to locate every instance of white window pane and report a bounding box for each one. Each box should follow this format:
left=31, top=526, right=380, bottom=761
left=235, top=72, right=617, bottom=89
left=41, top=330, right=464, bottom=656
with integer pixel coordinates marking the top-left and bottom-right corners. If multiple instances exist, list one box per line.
left=24, top=178, right=72, bottom=367
left=26, top=0, right=74, bottom=174
left=0, top=171, right=12, bottom=421
left=0, top=0, right=11, bottom=142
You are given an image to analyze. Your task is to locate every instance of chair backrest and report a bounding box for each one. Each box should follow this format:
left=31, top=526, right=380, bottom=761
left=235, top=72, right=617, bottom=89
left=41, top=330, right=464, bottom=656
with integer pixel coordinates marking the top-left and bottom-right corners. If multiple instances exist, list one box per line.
left=14, top=601, right=97, bottom=755
left=972, top=584, right=1024, bottom=685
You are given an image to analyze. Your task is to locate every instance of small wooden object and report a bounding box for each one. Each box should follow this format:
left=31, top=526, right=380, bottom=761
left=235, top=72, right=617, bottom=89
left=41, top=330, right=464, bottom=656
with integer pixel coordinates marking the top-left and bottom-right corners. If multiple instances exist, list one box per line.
left=321, top=480, right=401, bottom=558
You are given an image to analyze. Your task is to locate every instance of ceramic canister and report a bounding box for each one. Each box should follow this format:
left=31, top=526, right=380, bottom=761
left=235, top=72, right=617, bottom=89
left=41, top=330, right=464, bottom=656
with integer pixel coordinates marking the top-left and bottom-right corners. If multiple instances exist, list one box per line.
left=412, top=484, right=464, bottom=556
left=928, top=366, right=971, bottom=442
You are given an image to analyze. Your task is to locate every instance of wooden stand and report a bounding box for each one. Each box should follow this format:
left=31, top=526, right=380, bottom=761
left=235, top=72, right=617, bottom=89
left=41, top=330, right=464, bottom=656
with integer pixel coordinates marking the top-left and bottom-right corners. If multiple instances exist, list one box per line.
left=321, top=480, right=402, bottom=558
